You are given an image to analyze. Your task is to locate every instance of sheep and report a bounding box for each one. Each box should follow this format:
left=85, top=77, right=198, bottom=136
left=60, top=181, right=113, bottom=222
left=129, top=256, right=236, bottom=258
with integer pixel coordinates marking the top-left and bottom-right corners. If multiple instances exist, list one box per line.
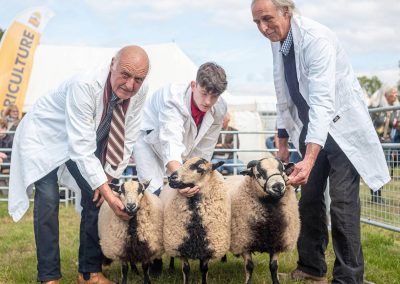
left=98, top=180, right=164, bottom=284
left=226, top=157, right=300, bottom=284
left=161, top=157, right=231, bottom=284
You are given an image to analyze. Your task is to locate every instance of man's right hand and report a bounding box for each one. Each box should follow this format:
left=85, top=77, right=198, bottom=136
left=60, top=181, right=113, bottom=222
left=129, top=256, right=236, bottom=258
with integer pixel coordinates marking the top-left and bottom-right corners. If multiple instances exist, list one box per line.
left=98, top=183, right=131, bottom=221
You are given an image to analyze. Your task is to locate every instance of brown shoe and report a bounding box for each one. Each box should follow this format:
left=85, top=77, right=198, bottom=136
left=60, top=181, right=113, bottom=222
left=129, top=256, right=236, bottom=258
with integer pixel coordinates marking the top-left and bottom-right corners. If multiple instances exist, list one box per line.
left=278, top=268, right=328, bottom=283
left=77, top=272, right=115, bottom=284
left=41, top=281, right=60, bottom=284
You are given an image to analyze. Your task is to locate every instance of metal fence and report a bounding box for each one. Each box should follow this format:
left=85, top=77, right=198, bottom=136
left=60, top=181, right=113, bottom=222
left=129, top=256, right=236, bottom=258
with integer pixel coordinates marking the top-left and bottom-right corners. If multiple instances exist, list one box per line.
left=0, top=121, right=399, bottom=233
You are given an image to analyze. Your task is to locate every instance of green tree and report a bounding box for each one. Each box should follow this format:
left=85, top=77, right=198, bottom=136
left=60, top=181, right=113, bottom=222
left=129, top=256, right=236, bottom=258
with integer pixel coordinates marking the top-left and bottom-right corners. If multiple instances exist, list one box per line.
left=358, top=75, right=382, bottom=96
left=0, top=28, right=3, bottom=41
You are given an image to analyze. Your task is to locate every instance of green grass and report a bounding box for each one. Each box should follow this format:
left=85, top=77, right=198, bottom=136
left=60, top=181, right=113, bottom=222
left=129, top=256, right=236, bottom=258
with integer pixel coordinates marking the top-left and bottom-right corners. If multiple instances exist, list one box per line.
left=0, top=203, right=399, bottom=284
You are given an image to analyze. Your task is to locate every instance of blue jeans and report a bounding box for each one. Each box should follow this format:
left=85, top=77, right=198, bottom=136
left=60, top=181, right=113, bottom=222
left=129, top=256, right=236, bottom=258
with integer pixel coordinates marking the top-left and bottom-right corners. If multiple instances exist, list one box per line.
left=211, top=158, right=245, bottom=175
left=34, top=160, right=102, bottom=282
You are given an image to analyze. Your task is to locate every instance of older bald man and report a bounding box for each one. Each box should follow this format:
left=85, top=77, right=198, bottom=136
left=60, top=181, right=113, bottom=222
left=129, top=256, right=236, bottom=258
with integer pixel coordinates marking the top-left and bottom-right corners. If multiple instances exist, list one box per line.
left=8, top=45, right=150, bottom=284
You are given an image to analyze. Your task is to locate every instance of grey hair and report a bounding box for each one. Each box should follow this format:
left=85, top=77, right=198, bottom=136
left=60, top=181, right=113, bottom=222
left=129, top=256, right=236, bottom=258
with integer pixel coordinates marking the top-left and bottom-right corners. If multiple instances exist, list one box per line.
left=196, top=62, right=228, bottom=95
left=251, top=0, right=296, bottom=16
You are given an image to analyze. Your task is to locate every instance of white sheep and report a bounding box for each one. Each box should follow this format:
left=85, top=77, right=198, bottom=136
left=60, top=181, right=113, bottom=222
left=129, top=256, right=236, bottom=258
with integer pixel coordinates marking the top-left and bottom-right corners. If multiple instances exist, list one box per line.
left=226, top=157, right=300, bottom=284
left=161, top=157, right=231, bottom=284
left=98, top=180, right=164, bottom=284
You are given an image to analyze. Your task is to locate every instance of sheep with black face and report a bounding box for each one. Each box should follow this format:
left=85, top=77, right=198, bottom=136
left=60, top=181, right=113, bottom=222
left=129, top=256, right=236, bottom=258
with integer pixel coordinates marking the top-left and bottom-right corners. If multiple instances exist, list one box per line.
left=98, top=180, right=164, bottom=284
left=226, top=157, right=300, bottom=284
left=161, top=157, right=231, bottom=284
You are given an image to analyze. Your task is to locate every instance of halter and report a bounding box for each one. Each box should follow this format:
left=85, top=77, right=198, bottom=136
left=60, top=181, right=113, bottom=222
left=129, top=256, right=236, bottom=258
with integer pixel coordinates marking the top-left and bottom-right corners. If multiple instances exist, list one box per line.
left=254, top=172, right=284, bottom=191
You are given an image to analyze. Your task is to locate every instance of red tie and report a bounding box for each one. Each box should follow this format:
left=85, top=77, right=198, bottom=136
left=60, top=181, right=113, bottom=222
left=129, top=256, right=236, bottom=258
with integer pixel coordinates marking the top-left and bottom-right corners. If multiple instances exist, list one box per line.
left=106, top=100, right=125, bottom=169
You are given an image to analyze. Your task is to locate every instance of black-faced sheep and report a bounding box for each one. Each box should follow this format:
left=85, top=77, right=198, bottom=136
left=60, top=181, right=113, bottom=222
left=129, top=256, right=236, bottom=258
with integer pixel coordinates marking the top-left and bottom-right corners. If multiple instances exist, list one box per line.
left=161, top=157, right=231, bottom=284
left=226, top=157, right=300, bottom=284
left=98, top=180, right=164, bottom=284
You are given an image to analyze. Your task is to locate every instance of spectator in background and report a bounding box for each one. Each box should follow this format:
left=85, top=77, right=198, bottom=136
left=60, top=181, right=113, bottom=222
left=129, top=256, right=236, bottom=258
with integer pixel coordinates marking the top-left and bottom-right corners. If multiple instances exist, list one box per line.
left=0, top=118, right=14, bottom=194
left=369, top=85, right=399, bottom=203
left=265, top=126, right=301, bottom=163
left=212, top=112, right=245, bottom=174
left=3, top=104, right=21, bottom=132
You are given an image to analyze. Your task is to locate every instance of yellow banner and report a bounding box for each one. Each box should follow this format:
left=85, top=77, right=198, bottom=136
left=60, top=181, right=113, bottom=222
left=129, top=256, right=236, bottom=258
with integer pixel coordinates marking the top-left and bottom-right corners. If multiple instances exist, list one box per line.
left=0, top=7, right=54, bottom=114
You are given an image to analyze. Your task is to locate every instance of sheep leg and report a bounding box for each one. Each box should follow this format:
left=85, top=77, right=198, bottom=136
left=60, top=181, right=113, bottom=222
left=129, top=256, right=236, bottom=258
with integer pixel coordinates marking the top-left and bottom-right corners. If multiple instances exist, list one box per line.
left=221, top=254, right=227, bottom=262
left=182, top=258, right=190, bottom=284
left=200, top=259, right=209, bottom=284
left=243, top=253, right=254, bottom=284
left=169, top=256, right=175, bottom=271
left=121, top=261, right=129, bottom=284
left=130, top=260, right=140, bottom=275
left=142, top=262, right=151, bottom=284
left=269, top=253, right=279, bottom=284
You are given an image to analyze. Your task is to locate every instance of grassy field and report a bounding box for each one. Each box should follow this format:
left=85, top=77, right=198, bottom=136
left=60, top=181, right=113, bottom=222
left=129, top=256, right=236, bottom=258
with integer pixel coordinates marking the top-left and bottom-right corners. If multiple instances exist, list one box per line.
left=0, top=202, right=399, bottom=284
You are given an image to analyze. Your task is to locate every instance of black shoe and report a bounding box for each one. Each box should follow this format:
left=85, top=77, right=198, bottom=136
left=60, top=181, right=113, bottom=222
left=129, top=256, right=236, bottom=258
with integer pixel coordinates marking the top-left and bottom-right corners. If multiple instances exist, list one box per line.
left=149, top=258, right=163, bottom=278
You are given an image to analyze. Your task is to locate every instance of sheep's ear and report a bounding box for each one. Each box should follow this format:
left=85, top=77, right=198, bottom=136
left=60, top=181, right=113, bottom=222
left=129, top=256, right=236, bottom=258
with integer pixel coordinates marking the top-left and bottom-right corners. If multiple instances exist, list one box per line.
left=283, top=162, right=295, bottom=176
left=246, top=160, right=258, bottom=169
left=109, top=183, right=122, bottom=194
left=212, top=161, right=224, bottom=171
left=239, top=169, right=254, bottom=177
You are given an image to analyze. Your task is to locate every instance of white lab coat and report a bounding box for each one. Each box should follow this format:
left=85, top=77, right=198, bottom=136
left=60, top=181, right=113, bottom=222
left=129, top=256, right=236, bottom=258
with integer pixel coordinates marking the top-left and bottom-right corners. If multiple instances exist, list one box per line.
left=8, top=66, right=148, bottom=222
left=272, top=15, right=390, bottom=191
left=134, top=83, right=227, bottom=192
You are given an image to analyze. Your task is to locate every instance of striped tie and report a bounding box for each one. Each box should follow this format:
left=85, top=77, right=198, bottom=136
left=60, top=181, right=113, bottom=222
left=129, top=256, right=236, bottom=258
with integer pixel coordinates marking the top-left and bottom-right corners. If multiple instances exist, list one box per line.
left=106, top=99, right=125, bottom=169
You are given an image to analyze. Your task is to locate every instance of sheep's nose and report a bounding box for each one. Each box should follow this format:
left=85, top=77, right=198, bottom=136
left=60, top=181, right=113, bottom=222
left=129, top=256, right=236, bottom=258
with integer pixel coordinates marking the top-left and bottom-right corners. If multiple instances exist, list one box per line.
left=126, top=203, right=136, bottom=212
left=271, top=182, right=284, bottom=194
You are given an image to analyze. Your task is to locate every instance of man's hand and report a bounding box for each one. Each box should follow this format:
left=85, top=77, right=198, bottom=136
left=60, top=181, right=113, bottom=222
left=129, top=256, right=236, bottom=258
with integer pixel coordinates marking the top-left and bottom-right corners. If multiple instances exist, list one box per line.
left=97, top=183, right=132, bottom=221
left=287, top=143, right=321, bottom=186
left=178, top=185, right=200, bottom=197
left=93, top=189, right=105, bottom=207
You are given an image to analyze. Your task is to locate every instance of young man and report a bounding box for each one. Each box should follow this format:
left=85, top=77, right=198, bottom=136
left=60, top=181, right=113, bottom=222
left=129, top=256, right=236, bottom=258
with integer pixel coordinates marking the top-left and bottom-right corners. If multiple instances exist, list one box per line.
left=9, top=45, right=149, bottom=284
left=251, top=0, right=389, bottom=283
left=134, top=62, right=227, bottom=197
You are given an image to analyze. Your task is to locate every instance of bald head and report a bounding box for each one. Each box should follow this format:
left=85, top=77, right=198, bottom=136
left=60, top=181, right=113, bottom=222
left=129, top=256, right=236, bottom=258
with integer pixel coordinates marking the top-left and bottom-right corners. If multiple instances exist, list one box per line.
left=110, top=45, right=150, bottom=100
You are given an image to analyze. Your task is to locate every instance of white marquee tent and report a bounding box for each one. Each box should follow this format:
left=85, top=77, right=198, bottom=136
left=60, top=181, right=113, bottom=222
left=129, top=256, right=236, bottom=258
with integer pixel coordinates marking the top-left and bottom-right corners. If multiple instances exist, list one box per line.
left=25, top=43, right=275, bottom=163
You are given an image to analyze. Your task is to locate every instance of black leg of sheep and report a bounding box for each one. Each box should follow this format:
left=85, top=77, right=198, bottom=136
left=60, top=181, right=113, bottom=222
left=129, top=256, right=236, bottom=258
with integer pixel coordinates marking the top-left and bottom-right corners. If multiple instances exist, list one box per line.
left=182, top=258, right=190, bottom=284
left=130, top=260, right=140, bottom=275
left=121, top=261, right=129, bottom=284
left=243, top=253, right=254, bottom=284
left=269, top=253, right=279, bottom=284
left=142, top=262, right=151, bottom=284
left=200, top=259, right=209, bottom=284
left=169, top=257, right=175, bottom=271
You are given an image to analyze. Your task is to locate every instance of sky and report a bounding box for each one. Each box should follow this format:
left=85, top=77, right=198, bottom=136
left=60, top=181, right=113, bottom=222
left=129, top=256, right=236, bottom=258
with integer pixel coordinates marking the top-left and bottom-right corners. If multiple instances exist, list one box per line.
left=0, top=0, right=399, bottom=96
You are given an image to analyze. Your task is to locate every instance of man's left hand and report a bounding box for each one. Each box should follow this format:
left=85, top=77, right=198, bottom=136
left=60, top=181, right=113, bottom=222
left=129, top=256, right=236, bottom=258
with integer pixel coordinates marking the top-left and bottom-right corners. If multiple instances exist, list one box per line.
left=286, top=142, right=321, bottom=186
left=286, top=159, right=314, bottom=186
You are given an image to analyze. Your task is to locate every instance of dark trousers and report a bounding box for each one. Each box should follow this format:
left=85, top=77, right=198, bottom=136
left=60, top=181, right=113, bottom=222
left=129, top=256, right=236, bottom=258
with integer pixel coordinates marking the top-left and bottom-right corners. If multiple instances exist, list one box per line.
left=297, top=133, right=364, bottom=283
left=34, top=160, right=102, bottom=282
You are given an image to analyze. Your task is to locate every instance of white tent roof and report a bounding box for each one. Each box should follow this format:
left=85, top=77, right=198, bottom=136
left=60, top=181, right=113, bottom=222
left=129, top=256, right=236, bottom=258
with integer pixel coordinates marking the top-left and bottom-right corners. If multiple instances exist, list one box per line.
left=25, top=42, right=198, bottom=112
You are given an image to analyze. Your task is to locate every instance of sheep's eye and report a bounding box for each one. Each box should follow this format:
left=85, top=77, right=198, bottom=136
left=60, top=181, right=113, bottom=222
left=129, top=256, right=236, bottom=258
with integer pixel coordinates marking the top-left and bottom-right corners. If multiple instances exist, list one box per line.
left=256, top=173, right=262, bottom=179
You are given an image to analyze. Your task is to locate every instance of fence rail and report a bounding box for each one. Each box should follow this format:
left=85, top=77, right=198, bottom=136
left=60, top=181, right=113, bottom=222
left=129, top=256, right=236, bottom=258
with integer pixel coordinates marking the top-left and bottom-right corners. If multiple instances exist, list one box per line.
left=0, top=119, right=399, bottom=232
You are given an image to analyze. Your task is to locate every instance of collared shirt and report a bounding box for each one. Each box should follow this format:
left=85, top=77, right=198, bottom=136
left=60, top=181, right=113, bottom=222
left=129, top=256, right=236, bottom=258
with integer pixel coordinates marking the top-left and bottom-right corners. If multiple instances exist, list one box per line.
left=279, top=28, right=293, bottom=57
left=190, top=93, right=206, bottom=127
